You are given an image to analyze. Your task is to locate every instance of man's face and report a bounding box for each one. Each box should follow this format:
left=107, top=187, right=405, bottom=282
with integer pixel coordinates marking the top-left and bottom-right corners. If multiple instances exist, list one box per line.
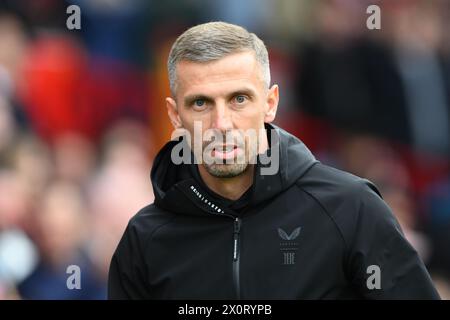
left=166, top=51, right=279, bottom=178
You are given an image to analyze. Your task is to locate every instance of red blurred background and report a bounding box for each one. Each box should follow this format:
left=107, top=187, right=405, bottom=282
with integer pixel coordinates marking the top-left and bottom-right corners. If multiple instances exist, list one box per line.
left=0, top=0, right=449, bottom=299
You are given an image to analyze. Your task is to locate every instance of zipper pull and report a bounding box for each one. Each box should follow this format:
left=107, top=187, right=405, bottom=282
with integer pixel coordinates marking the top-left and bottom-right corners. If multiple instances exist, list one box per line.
left=233, top=217, right=241, bottom=261
left=234, top=217, right=241, bottom=234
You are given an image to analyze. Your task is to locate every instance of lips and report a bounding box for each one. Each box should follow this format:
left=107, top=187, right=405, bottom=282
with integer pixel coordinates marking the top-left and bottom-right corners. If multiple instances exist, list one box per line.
left=214, top=145, right=236, bottom=152
left=211, top=145, right=241, bottom=160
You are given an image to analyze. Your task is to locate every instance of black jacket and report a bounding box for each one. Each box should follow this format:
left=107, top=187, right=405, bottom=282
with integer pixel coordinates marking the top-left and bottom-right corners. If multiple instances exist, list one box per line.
left=108, top=125, right=440, bottom=299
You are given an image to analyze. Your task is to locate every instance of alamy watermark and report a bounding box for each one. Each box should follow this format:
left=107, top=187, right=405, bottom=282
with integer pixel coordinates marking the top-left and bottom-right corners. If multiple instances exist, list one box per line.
left=66, top=264, right=81, bottom=290
left=366, top=264, right=381, bottom=290
left=169, top=121, right=280, bottom=176
left=65, top=4, right=380, bottom=32
left=66, top=5, right=81, bottom=30
left=366, top=4, right=381, bottom=30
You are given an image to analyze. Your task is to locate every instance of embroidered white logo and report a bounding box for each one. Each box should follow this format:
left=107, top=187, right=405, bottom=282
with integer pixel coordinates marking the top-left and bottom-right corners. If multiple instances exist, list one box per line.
left=190, top=185, right=224, bottom=214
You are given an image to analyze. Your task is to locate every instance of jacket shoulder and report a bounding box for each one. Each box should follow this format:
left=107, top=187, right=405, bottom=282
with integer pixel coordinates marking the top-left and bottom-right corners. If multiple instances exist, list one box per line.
left=297, top=162, right=382, bottom=205
left=126, top=203, right=178, bottom=243
left=295, top=163, right=399, bottom=248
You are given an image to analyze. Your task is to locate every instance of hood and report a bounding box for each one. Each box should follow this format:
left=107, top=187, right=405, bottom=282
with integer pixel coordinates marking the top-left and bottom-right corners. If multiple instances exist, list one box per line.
left=150, top=124, right=319, bottom=217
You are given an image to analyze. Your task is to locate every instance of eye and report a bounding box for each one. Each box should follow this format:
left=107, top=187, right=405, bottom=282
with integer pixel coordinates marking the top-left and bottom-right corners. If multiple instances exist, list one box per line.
left=193, top=99, right=206, bottom=109
left=195, top=99, right=205, bottom=107
left=234, top=95, right=247, bottom=104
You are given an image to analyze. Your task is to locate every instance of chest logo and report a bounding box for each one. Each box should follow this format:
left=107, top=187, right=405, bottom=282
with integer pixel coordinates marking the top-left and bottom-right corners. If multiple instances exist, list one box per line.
left=278, top=227, right=301, bottom=241
left=278, top=227, right=301, bottom=265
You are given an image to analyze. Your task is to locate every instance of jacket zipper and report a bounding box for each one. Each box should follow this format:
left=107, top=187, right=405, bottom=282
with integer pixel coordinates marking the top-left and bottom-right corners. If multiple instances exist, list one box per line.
left=232, top=217, right=242, bottom=299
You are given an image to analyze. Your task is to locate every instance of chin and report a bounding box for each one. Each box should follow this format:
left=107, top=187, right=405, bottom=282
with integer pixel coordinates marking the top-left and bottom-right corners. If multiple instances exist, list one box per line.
left=205, top=163, right=248, bottom=178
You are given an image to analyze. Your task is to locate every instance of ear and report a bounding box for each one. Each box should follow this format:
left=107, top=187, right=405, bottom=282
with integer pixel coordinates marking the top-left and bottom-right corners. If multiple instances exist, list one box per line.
left=264, top=84, right=279, bottom=123
left=166, top=97, right=183, bottom=129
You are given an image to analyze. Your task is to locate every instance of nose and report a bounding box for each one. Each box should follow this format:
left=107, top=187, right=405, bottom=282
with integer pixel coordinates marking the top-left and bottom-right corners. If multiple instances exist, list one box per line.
left=211, top=102, right=233, bottom=132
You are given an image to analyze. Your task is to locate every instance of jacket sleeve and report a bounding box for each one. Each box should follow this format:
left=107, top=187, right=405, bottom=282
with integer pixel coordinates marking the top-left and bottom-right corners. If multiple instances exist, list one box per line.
left=108, top=221, right=150, bottom=299
left=346, top=182, right=440, bottom=299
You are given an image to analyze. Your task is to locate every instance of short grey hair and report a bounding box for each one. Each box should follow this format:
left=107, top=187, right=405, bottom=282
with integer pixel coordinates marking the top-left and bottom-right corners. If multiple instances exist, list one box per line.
left=167, top=21, right=270, bottom=96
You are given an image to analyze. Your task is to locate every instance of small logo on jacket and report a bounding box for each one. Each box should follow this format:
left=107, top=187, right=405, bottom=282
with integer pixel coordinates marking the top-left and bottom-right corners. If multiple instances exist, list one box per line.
left=278, top=227, right=301, bottom=241
left=278, top=227, right=301, bottom=265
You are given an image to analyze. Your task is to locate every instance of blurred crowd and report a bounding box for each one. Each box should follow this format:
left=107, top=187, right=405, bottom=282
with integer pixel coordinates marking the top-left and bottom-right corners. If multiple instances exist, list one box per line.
left=0, top=0, right=449, bottom=299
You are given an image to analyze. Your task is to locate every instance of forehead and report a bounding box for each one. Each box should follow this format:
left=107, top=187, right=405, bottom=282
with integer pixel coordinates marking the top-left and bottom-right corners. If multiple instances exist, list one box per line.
left=175, top=51, right=264, bottom=97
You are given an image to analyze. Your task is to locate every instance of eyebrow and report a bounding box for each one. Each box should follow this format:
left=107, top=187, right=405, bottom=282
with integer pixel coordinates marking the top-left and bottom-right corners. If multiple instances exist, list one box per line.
left=183, top=88, right=257, bottom=106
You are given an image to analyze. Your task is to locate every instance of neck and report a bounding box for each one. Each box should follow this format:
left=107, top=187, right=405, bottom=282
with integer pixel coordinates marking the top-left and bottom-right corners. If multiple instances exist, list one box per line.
left=198, top=164, right=255, bottom=201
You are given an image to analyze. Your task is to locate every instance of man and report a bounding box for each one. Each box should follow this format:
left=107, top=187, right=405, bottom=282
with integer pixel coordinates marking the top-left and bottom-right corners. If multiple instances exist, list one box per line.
left=108, top=22, right=440, bottom=299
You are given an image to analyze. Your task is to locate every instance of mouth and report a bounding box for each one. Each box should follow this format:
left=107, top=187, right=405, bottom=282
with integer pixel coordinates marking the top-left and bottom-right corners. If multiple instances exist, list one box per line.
left=212, top=145, right=240, bottom=160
